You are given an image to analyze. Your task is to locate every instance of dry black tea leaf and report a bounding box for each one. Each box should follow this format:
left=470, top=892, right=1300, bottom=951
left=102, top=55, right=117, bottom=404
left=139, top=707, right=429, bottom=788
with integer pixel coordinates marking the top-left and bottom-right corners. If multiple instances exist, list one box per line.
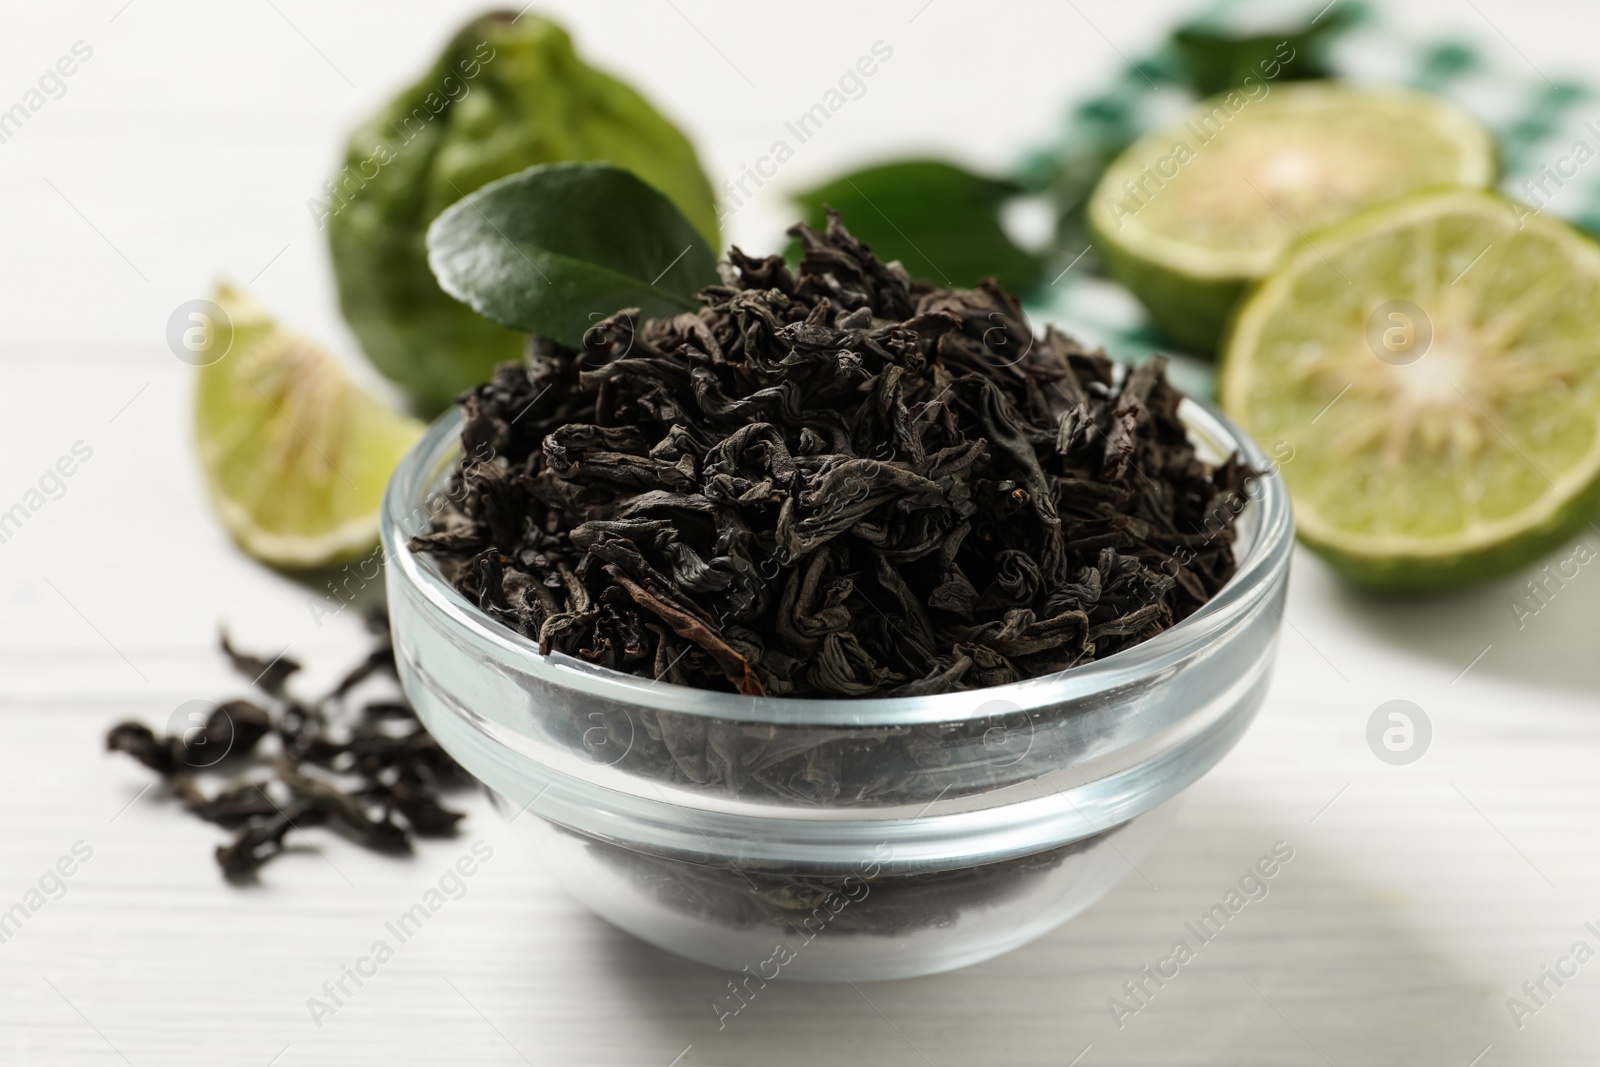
left=219, top=632, right=302, bottom=698
left=215, top=797, right=325, bottom=881
left=105, top=722, right=180, bottom=776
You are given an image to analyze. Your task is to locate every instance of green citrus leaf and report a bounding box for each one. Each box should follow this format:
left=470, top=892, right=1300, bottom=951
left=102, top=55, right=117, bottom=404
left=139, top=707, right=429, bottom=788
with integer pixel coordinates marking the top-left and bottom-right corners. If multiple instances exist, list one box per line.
left=793, top=160, right=1044, bottom=294
left=427, top=162, right=718, bottom=347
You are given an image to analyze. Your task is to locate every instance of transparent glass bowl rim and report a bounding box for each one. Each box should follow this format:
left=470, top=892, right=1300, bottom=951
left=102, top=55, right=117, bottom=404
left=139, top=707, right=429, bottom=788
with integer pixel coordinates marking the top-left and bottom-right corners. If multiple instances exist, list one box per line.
left=382, top=394, right=1293, bottom=729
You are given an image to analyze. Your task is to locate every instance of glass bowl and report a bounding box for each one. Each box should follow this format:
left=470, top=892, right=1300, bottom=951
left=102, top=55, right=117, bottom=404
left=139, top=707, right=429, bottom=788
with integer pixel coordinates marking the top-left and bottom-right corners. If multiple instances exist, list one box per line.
left=381, top=397, right=1293, bottom=981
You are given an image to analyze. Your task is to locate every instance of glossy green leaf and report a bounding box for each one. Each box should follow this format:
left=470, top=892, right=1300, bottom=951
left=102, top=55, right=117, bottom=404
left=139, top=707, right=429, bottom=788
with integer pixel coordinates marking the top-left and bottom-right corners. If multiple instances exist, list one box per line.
left=427, top=162, right=718, bottom=348
left=793, top=160, right=1044, bottom=294
left=1171, top=5, right=1356, bottom=96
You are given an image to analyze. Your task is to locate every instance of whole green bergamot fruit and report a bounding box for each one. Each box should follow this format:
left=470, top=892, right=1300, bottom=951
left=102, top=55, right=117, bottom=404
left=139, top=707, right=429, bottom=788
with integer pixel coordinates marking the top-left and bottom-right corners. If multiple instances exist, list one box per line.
left=324, top=11, right=719, bottom=412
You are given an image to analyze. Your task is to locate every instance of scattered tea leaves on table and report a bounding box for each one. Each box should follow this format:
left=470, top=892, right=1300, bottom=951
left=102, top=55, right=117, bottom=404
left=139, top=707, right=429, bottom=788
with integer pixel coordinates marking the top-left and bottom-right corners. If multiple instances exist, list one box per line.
left=105, top=613, right=470, bottom=882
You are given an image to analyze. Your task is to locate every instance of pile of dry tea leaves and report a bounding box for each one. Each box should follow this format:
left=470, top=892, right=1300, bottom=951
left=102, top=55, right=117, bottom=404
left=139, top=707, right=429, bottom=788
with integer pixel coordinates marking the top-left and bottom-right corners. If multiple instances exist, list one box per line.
left=414, top=213, right=1252, bottom=698
left=106, top=613, right=469, bottom=881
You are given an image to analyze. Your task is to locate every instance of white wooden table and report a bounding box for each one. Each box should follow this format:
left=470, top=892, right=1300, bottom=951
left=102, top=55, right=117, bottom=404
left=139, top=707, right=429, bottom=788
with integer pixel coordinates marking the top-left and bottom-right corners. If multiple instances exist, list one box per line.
left=3, top=1, right=1598, bottom=1063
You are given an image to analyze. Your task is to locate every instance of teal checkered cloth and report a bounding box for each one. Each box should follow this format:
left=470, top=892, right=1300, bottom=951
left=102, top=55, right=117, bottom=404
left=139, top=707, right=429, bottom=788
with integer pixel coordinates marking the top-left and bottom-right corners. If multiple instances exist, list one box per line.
left=1018, top=0, right=1599, bottom=396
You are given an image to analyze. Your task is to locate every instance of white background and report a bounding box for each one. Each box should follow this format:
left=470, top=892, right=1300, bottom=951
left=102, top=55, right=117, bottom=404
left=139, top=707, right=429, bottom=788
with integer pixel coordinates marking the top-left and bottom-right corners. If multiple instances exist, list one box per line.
left=2, top=1, right=1599, bottom=1064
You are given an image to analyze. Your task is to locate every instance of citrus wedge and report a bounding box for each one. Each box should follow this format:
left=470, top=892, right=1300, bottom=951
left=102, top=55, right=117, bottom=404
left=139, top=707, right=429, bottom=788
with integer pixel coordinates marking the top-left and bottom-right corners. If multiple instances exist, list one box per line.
left=1221, top=190, right=1600, bottom=589
left=195, top=285, right=423, bottom=568
left=1090, top=82, right=1495, bottom=352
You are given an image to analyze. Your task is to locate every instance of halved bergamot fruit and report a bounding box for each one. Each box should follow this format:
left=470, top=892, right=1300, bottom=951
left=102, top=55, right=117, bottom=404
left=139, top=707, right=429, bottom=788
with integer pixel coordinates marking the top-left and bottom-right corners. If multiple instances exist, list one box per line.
left=1090, top=82, right=1495, bottom=353
left=1221, top=189, right=1600, bottom=590
left=195, top=285, right=423, bottom=569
